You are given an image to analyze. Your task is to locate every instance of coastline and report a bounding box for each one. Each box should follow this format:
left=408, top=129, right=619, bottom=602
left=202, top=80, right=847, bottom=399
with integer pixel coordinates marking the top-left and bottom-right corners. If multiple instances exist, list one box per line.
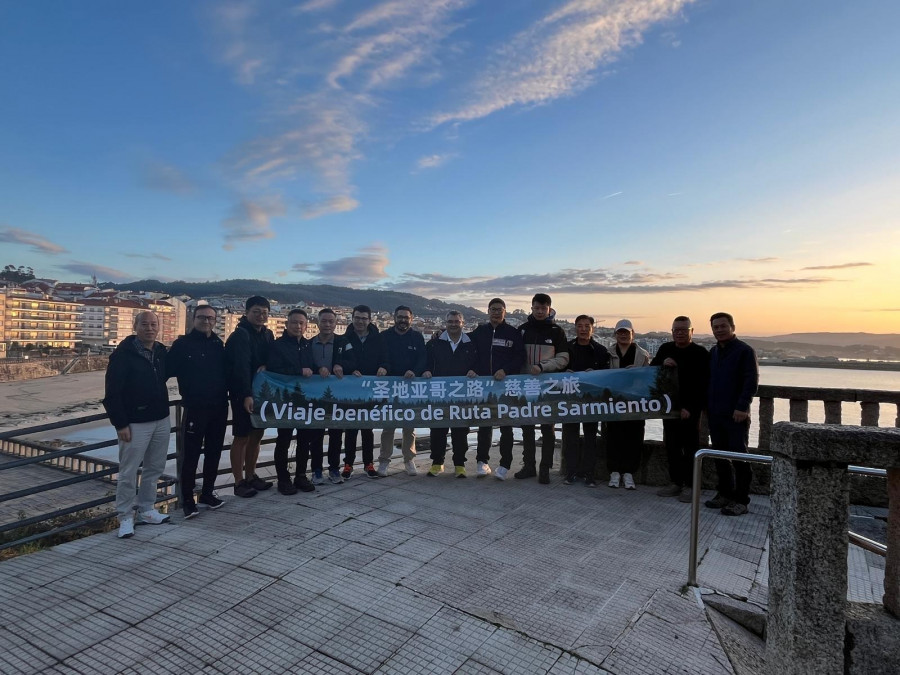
left=759, top=359, right=900, bottom=372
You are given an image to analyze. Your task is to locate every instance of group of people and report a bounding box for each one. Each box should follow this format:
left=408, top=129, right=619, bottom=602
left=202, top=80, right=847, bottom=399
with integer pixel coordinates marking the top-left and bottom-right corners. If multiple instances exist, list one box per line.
left=102, top=293, right=759, bottom=540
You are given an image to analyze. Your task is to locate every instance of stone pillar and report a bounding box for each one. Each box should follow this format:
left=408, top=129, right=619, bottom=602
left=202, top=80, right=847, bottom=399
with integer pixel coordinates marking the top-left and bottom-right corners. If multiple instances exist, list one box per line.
left=860, top=401, right=879, bottom=427
left=823, top=400, right=842, bottom=424
left=886, top=467, right=900, bottom=618
left=758, top=397, right=774, bottom=451
left=789, top=399, right=808, bottom=423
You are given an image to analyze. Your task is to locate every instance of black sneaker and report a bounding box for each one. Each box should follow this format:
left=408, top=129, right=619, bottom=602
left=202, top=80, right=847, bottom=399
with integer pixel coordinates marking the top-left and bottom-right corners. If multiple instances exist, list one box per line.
left=721, top=501, right=749, bottom=517
left=249, top=474, right=272, bottom=491
left=705, top=493, right=729, bottom=509
left=514, top=466, right=537, bottom=479
left=563, top=474, right=575, bottom=485
left=365, top=463, right=378, bottom=478
left=538, top=467, right=550, bottom=485
left=294, top=475, right=316, bottom=493
left=585, top=477, right=597, bottom=488
left=278, top=479, right=298, bottom=496
left=341, top=464, right=353, bottom=480
left=198, top=492, right=225, bottom=510
left=182, top=502, right=199, bottom=519
left=234, top=480, right=257, bottom=498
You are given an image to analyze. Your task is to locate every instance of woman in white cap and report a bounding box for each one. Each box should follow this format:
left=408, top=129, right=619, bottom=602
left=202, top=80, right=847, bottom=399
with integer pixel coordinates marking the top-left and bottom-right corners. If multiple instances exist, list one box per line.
left=605, top=319, right=651, bottom=489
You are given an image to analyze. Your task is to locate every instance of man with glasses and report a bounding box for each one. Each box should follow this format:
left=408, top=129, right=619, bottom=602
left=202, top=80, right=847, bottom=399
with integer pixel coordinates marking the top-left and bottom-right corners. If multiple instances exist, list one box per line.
left=167, top=305, right=228, bottom=518
left=469, top=298, right=525, bottom=480
left=339, top=305, right=388, bottom=479
left=650, top=316, right=710, bottom=503
left=225, top=296, right=275, bottom=498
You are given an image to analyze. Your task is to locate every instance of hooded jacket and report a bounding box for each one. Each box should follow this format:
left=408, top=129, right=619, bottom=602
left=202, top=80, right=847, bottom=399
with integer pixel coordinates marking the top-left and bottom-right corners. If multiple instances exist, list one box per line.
left=166, top=329, right=228, bottom=408
left=338, top=323, right=389, bottom=376
left=225, top=316, right=275, bottom=400
left=103, top=335, right=169, bottom=430
left=469, top=320, right=525, bottom=377
left=267, top=330, right=313, bottom=376
left=425, top=331, right=478, bottom=377
left=518, top=310, right=569, bottom=373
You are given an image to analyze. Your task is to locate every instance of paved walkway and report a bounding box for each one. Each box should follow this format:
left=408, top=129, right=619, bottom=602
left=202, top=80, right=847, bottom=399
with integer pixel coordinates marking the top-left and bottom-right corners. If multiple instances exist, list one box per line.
left=0, top=453, right=884, bottom=675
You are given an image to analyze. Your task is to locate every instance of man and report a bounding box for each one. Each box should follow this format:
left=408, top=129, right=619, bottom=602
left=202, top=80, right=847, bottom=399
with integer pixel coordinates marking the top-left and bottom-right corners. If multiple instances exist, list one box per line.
left=378, top=306, right=426, bottom=476
left=651, top=316, right=710, bottom=503
left=307, top=308, right=346, bottom=485
left=705, top=312, right=759, bottom=516
left=167, top=305, right=228, bottom=519
left=469, top=298, right=525, bottom=480
left=225, top=296, right=275, bottom=497
left=516, top=293, right=569, bottom=484
left=339, top=305, right=388, bottom=479
left=561, top=315, right=610, bottom=486
left=267, top=308, right=316, bottom=495
left=103, top=311, right=171, bottom=538
left=424, top=311, right=478, bottom=478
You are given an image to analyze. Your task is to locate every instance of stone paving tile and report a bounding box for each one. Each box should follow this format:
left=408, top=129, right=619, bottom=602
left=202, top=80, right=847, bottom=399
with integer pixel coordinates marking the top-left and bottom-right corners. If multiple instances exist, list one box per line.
left=696, top=550, right=757, bottom=599
left=273, top=595, right=364, bottom=651
left=157, top=556, right=236, bottom=595
left=471, top=627, right=562, bottom=674
left=302, top=532, right=352, bottom=559
left=364, top=587, right=444, bottom=632
left=324, top=541, right=386, bottom=571
left=319, top=614, right=414, bottom=673
left=416, top=607, right=497, bottom=655
left=323, top=569, right=396, bottom=611
left=354, top=508, right=404, bottom=527
left=0, top=626, right=58, bottom=675
left=329, top=517, right=380, bottom=542
left=232, top=578, right=317, bottom=627
left=282, top=557, right=350, bottom=594
left=118, top=642, right=208, bottom=674
left=209, top=627, right=315, bottom=674
left=547, top=652, right=611, bottom=674
left=289, top=649, right=366, bottom=674
left=100, top=583, right=182, bottom=624
left=391, top=535, right=450, bottom=562
left=360, top=523, right=415, bottom=552
left=374, top=633, right=469, bottom=674
left=186, top=608, right=269, bottom=661
left=453, top=661, right=504, bottom=675
left=241, top=543, right=312, bottom=578
left=208, top=538, right=273, bottom=566
left=61, top=626, right=168, bottom=674
left=361, top=550, right=426, bottom=583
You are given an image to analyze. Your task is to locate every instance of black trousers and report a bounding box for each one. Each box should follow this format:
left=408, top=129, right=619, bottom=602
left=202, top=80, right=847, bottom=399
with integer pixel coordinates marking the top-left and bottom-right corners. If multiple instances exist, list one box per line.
left=521, top=424, right=556, bottom=469
left=343, top=428, right=374, bottom=467
left=307, top=428, right=343, bottom=472
left=605, top=420, right=645, bottom=474
left=430, top=427, right=470, bottom=466
left=708, top=414, right=752, bottom=505
left=663, top=415, right=701, bottom=487
left=561, top=422, right=599, bottom=478
left=274, top=428, right=310, bottom=483
left=179, top=404, right=227, bottom=502
left=476, top=426, right=514, bottom=469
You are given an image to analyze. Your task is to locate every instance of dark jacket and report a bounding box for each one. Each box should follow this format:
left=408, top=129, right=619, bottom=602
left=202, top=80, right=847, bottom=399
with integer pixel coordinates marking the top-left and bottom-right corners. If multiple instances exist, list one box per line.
left=651, top=341, right=710, bottom=416
left=566, top=338, right=611, bottom=372
left=382, top=328, right=426, bottom=376
left=103, top=335, right=169, bottom=430
left=267, top=330, right=313, bottom=376
left=469, top=320, right=525, bottom=377
left=518, top=311, right=569, bottom=373
left=425, top=332, right=478, bottom=377
left=166, top=329, right=228, bottom=408
left=225, top=316, right=275, bottom=400
left=708, top=336, right=759, bottom=416
left=339, top=323, right=389, bottom=376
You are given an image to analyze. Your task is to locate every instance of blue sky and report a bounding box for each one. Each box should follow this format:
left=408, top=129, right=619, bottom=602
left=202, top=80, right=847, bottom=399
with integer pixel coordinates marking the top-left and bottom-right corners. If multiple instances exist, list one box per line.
left=1, top=0, right=898, bottom=334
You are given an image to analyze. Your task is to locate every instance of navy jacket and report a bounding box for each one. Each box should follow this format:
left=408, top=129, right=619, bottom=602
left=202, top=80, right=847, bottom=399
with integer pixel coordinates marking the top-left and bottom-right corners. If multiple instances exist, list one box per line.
left=425, top=332, right=478, bottom=377
left=651, top=341, right=710, bottom=416
left=708, top=337, right=759, bottom=416
left=469, top=321, right=525, bottom=377
left=339, top=323, right=389, bottom=376
left=103, top=335, right=169, bottom=430
left=166, top=329, right=228, bottom=408
left=566, top=338, right=611, bottom=372
left=225, top=316, right=275, bottom=400
left=267, top=330, right=313, bottom=376
left=382, top=328, right=426, bottom=376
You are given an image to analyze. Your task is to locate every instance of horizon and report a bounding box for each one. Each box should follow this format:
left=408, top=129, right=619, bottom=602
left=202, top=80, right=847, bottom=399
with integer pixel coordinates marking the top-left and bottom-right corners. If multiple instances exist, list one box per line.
left=1, top=1, right=898, bottom=335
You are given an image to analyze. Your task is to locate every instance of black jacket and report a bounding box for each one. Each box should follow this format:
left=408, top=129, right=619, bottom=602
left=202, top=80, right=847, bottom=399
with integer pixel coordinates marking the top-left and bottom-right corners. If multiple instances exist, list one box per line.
left=382, top=328, right=426, bottom=376
left=651, top=341, right=710, bottom=416
left=166, top=329, right=228, bottom=408
left=339, top=324, right=389, bottom=376
left=566, top=338, right=611, bottom=372
left=267, top=330, right=313, bottom=376
left=103, top=335, right=169, bottom=430
left=518, top=311, right=569, bottom=373
left=225, top=316, right=275, bottom=400
left=469, top=320, right=525, bottom=377
left=708, top=337, right=759, bottom=416
left=425, top=332, right=478, bottom=377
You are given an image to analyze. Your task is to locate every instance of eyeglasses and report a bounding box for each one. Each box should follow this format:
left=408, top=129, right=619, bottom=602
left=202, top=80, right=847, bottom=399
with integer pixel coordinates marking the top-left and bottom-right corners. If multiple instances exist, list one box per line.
left=195, top=316, right=216, bottom=322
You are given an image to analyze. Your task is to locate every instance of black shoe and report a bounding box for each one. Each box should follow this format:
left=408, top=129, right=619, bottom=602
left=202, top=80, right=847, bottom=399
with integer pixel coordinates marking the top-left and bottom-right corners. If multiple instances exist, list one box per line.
left=584, top=477, right=597, bottom=488
left=563, top=475, right=575, bottom=485
left=198, top=492, right=225, bottom=510
left=721, top=501, right=749, bottom=516
left=182, top=502, right=199, bottom=519
left=278, top=479, right=298, bottom=495
left=234, top=479, right=257, bottom=498
left=294, top=475, right=315, bottom=493
left=249, top=474, right=272, bottom=491
left=705, top=493, right=729, bottom=509
left=538, top=467, right=550, bottom=485
left=514, top=466, right=537, bottom=479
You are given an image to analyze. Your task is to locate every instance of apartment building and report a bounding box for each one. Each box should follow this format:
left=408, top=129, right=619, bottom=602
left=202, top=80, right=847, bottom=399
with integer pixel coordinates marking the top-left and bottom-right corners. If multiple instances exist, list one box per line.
left=0, top=287, right=82, bottom=353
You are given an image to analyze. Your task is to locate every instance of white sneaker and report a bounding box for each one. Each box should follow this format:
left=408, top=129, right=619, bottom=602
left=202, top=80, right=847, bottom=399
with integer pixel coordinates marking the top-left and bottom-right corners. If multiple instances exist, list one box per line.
left=137, top=509, right=170, bottom=525
left=495, top=466, right=508, bottom=481
left=608, top=472, right=621, bottom=488
left=623, top=473, right=636, bottom=490
left=377, top=460, right=389, bottom=477
left=477, top=461, right=492, bottom=477
left=405, top=460, right=418, bottom=476
left=117, top=517, right=134, bottom=538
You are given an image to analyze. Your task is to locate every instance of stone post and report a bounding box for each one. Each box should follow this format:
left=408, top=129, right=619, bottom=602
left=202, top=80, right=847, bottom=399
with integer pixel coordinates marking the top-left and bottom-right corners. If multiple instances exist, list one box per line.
left=789, top=399, right=808, bottom=423
left=860, top=400, right=879, bottom=427
left=823, top=400, right=841, bottom=424
left=757, top=397, right=774, bottom=451
left=887, top=467, right=900, bottom=618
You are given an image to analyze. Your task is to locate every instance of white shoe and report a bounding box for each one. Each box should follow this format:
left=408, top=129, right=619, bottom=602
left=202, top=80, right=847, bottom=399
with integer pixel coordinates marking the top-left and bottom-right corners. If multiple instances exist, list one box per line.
left=623, top=473, right=636, bottom=490
left=137, top=509, right=170, bottom=525
left=477, top=461, right=492, bottom=477
left=495, top=466, right=508, bottom=481
left=608, top=472, right=621, bottom=488
left=377, top=460, right=389, bottom=477
left=117, top=517, right=134, bottom=538
left=405, top=460, right=418, bottom=476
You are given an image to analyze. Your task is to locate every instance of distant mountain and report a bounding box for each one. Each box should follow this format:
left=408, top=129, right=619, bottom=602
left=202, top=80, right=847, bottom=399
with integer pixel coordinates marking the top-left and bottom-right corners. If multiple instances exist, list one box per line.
left=751, top=333, right=900, bottom=349
left=108, top=279, right=487, bottom=320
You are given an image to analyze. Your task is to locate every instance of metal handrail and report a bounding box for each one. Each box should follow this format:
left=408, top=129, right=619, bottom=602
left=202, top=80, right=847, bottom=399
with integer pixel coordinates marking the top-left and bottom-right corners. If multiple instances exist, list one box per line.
left=688, top=448, right=888, bottom=586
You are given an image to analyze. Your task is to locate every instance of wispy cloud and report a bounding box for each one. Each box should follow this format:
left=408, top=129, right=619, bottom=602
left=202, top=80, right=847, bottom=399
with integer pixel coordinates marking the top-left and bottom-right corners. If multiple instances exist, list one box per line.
left=622, top=260, right=643, bottom=266
left=122, top=252, right=173, bottom=261
left=416, top=153, right=456, bottom=170
left=801, top=262, right=872, bottom=270
left=139, top=161, right=196, bottom=194
left=601, top=191, right=623, bottom=200
left=58, top=261, right=132, bottom=283
left=294, top=0, right=341, bottom=13
left=0, top=226, right=68, bottom=255
left=292, top=244, right=389, bottom=285
left=301, top=194, right=360, bottom=219
left=738, top=257, right=779, bottom=263
left=221, top=197, right=284, bottom=250
left=431, top=0, right=694, bottom=126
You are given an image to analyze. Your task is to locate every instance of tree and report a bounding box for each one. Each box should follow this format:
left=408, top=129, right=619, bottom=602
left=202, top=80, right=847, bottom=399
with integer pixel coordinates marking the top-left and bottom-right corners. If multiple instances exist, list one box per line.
left=0, top=265, right=35, bottom=283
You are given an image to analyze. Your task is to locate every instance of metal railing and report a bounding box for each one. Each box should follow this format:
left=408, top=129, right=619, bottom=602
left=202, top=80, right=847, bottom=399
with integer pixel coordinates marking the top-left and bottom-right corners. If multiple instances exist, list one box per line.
left=687, top=448, right=888, bottom=586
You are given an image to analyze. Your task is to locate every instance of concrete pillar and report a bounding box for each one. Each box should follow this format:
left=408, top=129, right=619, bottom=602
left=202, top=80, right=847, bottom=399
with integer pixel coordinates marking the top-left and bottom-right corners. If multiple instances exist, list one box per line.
left=789, top=399, right=808, bottom=423
left=758, top=397, right=774, bottom=451
left=860, top=401, right=879, bottom=427
left=886, top=467, right=900, bottom=618
left=823, top=400, right=842, bottom=424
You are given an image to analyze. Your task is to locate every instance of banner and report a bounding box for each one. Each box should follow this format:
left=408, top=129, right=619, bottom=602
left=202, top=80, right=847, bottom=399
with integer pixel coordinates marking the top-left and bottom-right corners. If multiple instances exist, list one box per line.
left=251, top=366, right=679, bottom=429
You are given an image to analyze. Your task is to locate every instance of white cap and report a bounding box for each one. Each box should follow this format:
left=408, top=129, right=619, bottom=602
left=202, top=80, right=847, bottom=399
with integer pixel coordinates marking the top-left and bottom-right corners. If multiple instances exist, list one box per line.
left=614, top=319, right=634, bottom=332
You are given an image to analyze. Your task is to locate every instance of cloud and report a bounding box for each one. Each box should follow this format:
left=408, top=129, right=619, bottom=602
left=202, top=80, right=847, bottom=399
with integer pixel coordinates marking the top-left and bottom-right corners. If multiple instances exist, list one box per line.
left=294, top=0, right=340, bottom=13
left=737, top=257, right=779, bottom=263
left=0, top=227, right=68, bottom=254
left=292, top=244, right=389, bottom=285
left=122, top=252, right=173, bottom=261
left=209, top=2, right=270, bottom=85
left=431, top=0, right=694, bottom=126
left=301, top=194, right=360, bottom=219
left=622, top=260, right=643, bottom=266
left=601, top=191, right=623, bottom=200
left=801, top=262, right=872, bottom=270
left=58, top=261, right=132, bottom=283
left=221, top=197, right=284, bottom=250
left=416, top=153, right=456, bottom=170
left=139, top=161, right=196, bottom=194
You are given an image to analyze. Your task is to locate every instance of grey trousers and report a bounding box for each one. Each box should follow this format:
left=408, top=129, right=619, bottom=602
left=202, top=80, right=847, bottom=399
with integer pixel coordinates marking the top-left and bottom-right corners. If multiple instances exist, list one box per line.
left=116, top=417, right=170, bottom=520
left=379, top=428, right=416, bottom=462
